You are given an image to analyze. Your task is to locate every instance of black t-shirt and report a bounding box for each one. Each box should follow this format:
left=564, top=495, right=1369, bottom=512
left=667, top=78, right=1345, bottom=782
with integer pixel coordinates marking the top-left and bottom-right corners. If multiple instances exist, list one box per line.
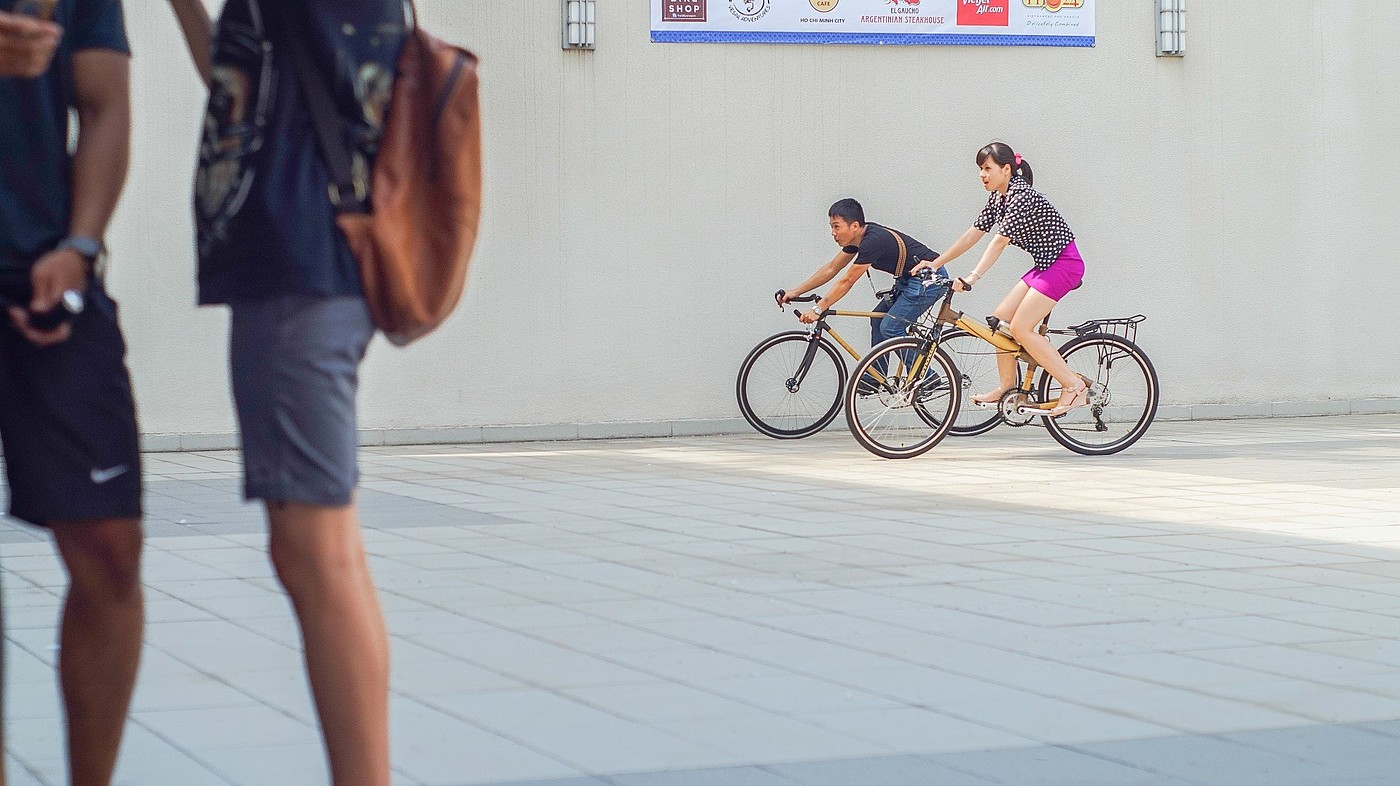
left=195, top=0, right=405, bottom=304
left=0, top=0, right=128, bottom=275
left=842, top=223, right=939, bottom=278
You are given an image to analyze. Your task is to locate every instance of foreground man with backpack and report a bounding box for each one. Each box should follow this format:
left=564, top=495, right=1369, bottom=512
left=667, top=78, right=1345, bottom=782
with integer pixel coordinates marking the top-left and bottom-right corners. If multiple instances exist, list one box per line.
left=167, top=2, right=406, bottom=783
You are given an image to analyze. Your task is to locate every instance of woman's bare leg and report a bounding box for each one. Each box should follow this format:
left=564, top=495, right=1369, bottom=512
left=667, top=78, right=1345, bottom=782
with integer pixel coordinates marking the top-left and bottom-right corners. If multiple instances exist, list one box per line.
left=1006, top=288, right=1088, bottom=414
left=972, top=283, right=1030, bottom=404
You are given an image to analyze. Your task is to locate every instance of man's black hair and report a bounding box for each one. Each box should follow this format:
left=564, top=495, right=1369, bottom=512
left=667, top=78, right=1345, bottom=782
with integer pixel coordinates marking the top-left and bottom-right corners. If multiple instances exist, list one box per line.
left=828, top=198, right=865, bottom=225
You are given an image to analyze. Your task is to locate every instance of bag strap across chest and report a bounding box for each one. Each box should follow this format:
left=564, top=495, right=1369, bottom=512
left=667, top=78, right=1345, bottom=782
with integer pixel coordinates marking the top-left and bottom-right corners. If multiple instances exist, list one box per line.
left=887, top=225, right=908, bottom=279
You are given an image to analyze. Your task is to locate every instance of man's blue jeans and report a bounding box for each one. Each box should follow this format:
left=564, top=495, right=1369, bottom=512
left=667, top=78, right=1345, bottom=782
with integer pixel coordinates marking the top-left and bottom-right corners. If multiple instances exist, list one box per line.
left=866, top=269, right=949, bottom=382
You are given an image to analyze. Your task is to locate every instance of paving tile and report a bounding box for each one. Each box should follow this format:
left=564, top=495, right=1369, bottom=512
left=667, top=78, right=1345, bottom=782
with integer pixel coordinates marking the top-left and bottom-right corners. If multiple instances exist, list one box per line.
left=5, top=415, right=1400, bottom=783
left=766, top=755, right=1001, bottom=786
left=1069, top=734, right=1356, bottom=786
left=609, top=765, right=797, bottom=786
left=930, top=743, right=1176, bottom=785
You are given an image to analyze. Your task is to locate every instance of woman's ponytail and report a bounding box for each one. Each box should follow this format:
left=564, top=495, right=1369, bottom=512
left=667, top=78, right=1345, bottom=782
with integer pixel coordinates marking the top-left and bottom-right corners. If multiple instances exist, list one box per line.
left=976, top=141, right=1034, bottom=188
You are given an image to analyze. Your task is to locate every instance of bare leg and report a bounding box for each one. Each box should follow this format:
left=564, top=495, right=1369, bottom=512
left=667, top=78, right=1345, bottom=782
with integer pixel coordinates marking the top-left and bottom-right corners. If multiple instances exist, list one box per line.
left=1006, top=288, right=1088, bottom=414
left=1, top=570, right=6, bottom=786
left=972, top=283, right=1030, bottom=404
left=267, top=501, right=389, bottom=786
left=50, top=518, right=144, bottom=786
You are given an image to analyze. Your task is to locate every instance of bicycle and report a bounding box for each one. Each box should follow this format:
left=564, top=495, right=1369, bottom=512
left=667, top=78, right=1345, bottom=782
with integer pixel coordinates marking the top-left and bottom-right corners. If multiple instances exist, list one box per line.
left=737, top=272, right=956, bottom=439
left=844, top=277, right=1159, bottom=458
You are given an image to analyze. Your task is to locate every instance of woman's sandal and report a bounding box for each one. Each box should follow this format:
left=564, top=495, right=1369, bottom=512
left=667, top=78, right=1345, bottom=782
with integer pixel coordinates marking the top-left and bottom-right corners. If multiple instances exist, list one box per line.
left=1049, top=385, right=1090, bottom=417
left=971, top=390, right=1007, bottom=408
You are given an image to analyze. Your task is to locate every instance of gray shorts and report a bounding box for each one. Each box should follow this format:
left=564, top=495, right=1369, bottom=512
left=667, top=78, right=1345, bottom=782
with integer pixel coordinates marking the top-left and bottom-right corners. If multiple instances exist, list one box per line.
left=229, top=294, right=374, bottom=506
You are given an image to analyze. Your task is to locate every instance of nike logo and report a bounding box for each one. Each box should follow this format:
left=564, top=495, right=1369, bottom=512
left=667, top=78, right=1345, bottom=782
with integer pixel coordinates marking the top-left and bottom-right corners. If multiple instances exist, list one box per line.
left=90, top=465, right=129, bottom=485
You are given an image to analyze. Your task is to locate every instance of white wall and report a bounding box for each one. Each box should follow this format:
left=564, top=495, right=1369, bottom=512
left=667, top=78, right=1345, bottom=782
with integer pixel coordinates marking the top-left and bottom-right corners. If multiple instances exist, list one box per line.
left=114, top=3, right=1400, bottom=446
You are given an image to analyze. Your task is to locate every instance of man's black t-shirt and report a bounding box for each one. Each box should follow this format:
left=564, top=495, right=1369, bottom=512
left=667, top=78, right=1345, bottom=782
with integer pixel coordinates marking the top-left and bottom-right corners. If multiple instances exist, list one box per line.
left=195, top=0, right=406, bottom=304
left=842, top=223, right=938, bottom=278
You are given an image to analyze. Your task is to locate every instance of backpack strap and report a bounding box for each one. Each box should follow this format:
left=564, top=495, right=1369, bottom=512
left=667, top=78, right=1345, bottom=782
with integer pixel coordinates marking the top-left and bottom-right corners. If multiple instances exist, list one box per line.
left=889, top=225, right=909, bottom=279
left=260, top=0, right=369, bottom=214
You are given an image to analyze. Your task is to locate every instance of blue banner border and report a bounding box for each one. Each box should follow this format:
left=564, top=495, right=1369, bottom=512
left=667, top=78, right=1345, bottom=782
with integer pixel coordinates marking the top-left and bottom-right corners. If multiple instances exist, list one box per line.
left=651, top=30, right=1095, bottom=47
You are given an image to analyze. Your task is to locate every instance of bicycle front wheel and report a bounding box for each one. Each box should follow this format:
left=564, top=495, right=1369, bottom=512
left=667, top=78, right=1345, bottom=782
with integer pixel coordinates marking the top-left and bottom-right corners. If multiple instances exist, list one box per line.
left=737, top=331, right=846, bottom=439
left=937, top=328, right=1010, bottom=437
left=844, top=337, right=961, bottom=459
left=1038, top=334, right=1159, bottom=456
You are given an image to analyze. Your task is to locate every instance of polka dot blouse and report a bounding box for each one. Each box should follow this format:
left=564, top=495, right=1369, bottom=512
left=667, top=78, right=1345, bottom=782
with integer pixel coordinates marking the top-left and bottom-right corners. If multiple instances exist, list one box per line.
left=973, top=176, right=1076, bottom=270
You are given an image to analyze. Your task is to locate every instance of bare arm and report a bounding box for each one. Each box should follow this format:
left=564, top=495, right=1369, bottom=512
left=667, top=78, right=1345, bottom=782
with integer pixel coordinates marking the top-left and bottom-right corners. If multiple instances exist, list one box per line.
left=797, top=262, right=870, bottom=323
left=911, top=226, right=985, bottom=275
left=167, top=0, right=213, bottom=86
left=68, top=50, right=130, bottom=251
left=784, top=250, right=856, bottom=302
left=963, top=234, right=1012, bottom=285
left=14, top=48, right=130, bottom=345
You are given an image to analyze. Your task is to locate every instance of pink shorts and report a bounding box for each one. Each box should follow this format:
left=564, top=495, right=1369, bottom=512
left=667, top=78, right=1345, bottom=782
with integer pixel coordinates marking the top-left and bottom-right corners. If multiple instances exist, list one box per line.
left=1021, top=242, right=1084, bottom=302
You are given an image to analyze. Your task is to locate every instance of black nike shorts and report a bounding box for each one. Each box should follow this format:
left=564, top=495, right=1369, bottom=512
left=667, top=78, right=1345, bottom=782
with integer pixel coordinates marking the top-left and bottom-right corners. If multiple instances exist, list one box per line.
left=0, top=284, right=143, bottom=526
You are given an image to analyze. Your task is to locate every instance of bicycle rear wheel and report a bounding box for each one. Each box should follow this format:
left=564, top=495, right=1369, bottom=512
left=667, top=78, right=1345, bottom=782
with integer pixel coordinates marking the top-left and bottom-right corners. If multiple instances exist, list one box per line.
left=937, top=328, right=1009, bottom=437
left=1038, top=333, right=1159, bottom=455
left=737, top=331, right=846, bottom=439
left=844, top=337, right=960, bottom=459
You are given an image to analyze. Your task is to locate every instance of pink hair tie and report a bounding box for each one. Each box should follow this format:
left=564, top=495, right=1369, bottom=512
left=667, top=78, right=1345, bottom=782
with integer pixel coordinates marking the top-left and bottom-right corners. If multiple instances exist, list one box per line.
left=1014, top=153, right=1023, bottom=165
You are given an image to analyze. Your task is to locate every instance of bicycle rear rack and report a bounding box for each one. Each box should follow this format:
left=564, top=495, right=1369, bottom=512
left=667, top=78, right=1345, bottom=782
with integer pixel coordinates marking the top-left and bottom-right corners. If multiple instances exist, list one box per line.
left=1054, top=314, right=1146, bottom=342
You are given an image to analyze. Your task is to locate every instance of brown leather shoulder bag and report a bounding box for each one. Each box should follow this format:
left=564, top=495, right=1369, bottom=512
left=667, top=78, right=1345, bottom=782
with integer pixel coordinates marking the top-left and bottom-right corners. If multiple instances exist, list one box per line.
left=276, top=1, right=482, bottom=346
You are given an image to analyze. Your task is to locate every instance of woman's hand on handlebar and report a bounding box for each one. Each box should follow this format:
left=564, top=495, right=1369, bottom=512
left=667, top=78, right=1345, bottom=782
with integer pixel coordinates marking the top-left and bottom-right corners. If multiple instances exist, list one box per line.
left=952, top=277, right=974, bottom=293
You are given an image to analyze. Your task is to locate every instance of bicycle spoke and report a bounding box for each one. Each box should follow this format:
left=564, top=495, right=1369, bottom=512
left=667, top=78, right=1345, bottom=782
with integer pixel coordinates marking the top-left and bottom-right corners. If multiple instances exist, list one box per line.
left=1040, top=335, right=1158, bottom=455
left=845, top=338, right=961, bottom=459
left=738, top=333, right=845, bottom=439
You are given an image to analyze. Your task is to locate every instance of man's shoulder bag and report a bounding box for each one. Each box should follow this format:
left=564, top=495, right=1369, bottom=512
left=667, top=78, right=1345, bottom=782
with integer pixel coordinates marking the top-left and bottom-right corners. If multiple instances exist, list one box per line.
left=276, top=1, right=483, bottom=347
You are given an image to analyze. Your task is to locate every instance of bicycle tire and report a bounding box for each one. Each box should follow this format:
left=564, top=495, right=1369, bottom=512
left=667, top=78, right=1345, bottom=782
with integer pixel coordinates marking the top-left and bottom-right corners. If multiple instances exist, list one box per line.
left=737, top=331, right=846, bottom=439
left=938, top=328, right=1010, bottom=437
left=844, top=336, right=961, bottom=459
left=1038, top=333, right=1159, bottom=456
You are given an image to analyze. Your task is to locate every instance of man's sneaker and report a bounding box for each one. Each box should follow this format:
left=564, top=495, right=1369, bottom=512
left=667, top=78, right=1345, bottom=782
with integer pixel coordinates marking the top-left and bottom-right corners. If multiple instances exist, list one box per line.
left=854, top=378, right=882, bottom=397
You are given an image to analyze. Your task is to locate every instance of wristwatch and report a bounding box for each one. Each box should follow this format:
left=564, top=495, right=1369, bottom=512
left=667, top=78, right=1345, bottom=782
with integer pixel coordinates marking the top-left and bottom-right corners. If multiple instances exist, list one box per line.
left=55, top=235, right=105, bottom=278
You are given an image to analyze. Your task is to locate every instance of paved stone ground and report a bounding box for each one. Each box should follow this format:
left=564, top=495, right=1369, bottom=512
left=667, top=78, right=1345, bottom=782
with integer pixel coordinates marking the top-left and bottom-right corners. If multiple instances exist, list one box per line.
left=3, top=414, right=1400, bottom=786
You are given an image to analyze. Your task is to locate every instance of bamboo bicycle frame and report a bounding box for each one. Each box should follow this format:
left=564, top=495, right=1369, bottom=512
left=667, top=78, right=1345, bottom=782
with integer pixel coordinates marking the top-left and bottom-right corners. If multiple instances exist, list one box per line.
left=813, top=308, right=885, bottom=361
left=929, top=298, right=1066, bottom=412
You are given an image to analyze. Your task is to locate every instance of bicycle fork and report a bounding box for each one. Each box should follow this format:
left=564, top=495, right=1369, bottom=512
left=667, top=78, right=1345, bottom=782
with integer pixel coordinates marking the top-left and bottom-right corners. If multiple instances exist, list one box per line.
left=787, top=326, right=828, bottom=392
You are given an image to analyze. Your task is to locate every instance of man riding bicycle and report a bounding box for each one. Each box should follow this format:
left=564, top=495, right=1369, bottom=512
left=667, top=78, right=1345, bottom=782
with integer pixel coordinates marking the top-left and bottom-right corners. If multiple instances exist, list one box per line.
left=778, top=198, right=949, bottom=391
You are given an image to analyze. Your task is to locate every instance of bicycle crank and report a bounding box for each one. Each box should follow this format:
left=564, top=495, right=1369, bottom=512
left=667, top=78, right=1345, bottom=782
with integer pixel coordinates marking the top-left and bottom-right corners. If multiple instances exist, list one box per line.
left=998, top=390, right=1041, bottom=427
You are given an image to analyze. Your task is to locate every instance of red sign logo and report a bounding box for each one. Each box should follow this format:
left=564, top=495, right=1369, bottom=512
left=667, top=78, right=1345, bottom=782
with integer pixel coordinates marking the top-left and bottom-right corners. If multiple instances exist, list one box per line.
left=958, top=0, right=1008, bottom=26
left=663, top=1, right=707, bottom=22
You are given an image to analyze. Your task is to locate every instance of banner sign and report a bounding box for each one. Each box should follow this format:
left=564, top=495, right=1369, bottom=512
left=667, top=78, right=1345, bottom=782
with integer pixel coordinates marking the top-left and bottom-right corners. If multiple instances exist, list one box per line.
left=652, top=0, right=1095, bottom=47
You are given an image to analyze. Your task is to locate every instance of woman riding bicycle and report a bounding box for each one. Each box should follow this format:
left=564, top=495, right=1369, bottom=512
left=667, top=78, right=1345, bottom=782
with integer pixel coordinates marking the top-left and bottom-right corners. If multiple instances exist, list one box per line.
left=911, top=142, right=1088, bottom=416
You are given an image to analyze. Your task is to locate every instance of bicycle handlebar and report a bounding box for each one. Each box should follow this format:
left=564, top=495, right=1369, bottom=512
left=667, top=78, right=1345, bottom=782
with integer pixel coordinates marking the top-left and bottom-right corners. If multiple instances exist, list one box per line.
left=775, top=272, right=955, bottom=312
left=774, top=289, right=821, bottom=307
